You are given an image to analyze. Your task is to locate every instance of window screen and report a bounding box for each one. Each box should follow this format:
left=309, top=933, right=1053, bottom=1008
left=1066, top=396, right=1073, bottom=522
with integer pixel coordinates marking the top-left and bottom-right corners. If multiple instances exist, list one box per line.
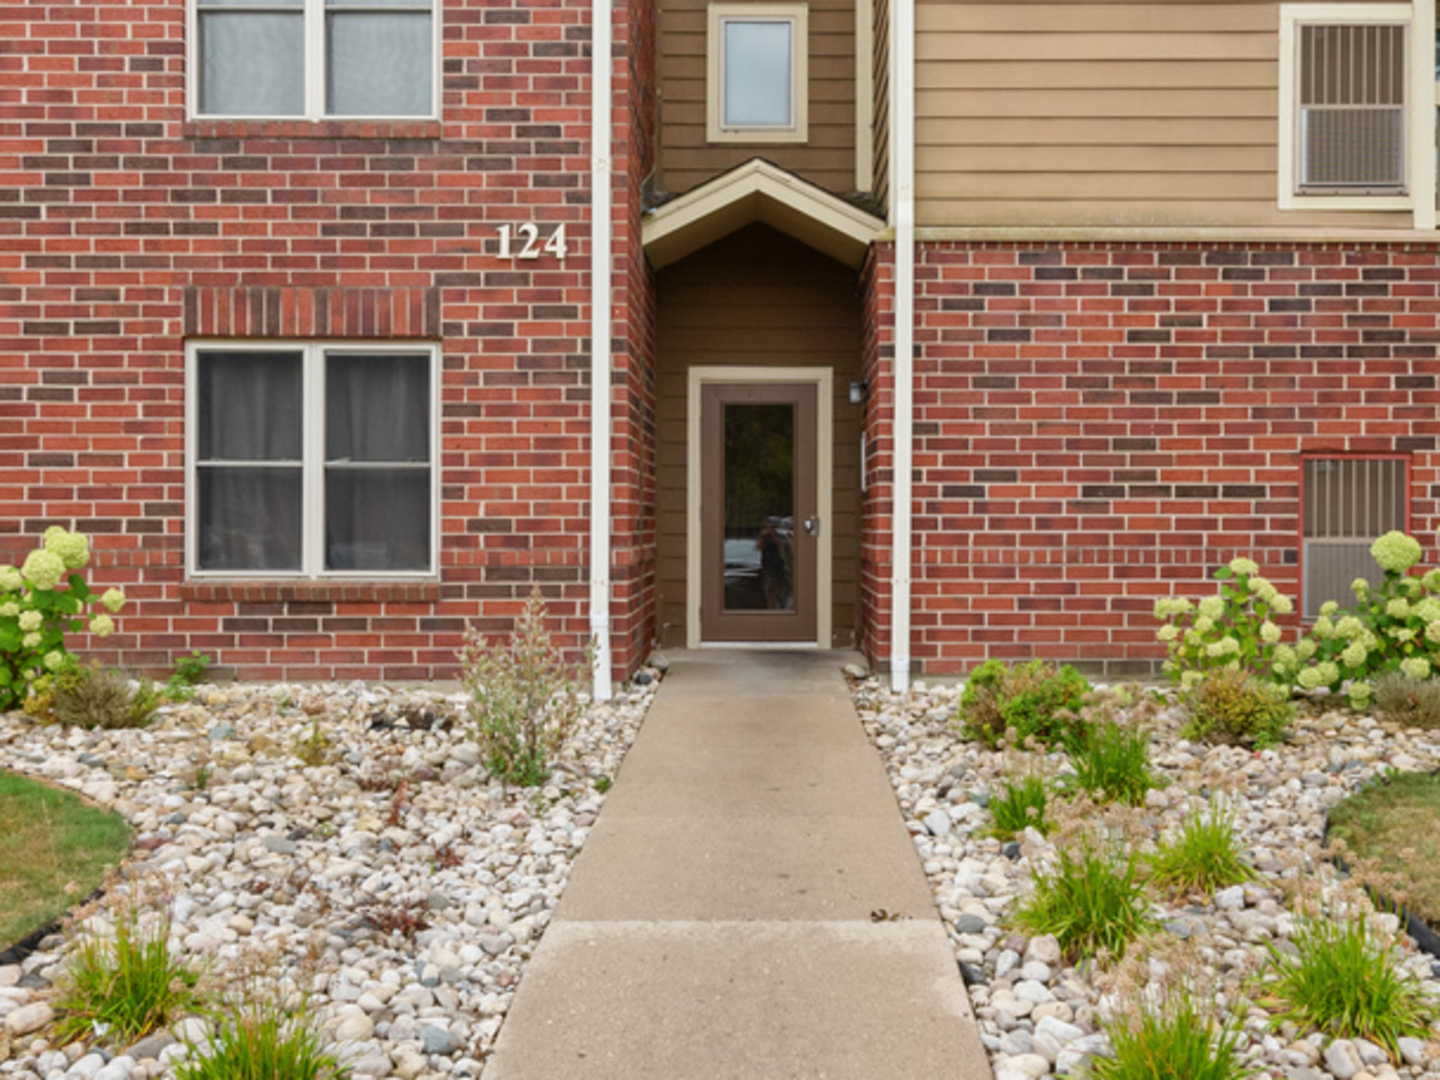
left=1298, top=23, right=1406, bottom=191
left=1302, top=457, right=1407, bottom=615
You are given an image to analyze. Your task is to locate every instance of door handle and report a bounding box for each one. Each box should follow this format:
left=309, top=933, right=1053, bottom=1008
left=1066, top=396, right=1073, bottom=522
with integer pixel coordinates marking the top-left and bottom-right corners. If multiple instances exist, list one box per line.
left=803, top=516, right=821, bottom=537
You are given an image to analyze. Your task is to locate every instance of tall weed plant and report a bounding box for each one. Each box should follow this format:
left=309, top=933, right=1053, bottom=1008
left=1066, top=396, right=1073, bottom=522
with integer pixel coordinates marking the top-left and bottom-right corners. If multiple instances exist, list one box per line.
left=0, top=527, right=125, bottom=713
left=1090, top=986, right=1256, bottom=1080
left=458, top=587, right=590, bottom=786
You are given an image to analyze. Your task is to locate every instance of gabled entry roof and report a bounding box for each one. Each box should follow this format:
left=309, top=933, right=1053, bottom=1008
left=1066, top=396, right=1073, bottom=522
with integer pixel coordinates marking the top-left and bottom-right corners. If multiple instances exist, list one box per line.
left=643, top=159, right=886, bottom=270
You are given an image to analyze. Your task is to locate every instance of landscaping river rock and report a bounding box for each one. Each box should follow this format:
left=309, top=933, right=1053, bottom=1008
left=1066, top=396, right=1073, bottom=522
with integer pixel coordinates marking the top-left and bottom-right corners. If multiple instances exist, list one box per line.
left=853, top=676, right=1440, bottom=1080
left=0, top=676, right=656, bottom=1080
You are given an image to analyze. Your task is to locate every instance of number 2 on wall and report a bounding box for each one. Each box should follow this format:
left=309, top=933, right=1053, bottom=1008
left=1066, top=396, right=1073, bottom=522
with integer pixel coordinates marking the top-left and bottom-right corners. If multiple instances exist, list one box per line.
left=496, top=223, right=569, bottom=262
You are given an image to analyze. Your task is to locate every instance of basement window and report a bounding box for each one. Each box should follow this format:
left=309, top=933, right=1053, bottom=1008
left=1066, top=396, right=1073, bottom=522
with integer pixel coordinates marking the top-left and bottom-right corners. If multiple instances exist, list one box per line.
left=1301, top=456, right=1409, bottom=617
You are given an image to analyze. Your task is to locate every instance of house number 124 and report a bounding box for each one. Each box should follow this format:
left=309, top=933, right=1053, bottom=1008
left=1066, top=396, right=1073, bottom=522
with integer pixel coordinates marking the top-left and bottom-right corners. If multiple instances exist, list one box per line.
left=496, top=223, right=569, bottom=261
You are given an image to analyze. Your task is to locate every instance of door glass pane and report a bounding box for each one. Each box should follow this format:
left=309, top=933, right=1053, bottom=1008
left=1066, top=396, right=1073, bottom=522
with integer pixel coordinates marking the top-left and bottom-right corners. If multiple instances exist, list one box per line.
left=723, top=20, right=792, bottom=127
left=723, top=402, right=794, bottom=612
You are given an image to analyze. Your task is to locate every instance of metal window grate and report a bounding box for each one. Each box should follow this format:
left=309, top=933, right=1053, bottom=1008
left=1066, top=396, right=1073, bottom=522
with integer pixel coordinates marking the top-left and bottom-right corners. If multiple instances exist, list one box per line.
left=1302, top=458, right=1406, bottom=616
left=1298, top=23, right=1407, bottom=191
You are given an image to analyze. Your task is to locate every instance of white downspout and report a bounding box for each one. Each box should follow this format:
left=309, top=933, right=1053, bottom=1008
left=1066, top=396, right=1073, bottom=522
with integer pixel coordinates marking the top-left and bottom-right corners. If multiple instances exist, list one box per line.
left=589, top=0, right=614, bottom=701
left=888, top=0, right=914, bottom=692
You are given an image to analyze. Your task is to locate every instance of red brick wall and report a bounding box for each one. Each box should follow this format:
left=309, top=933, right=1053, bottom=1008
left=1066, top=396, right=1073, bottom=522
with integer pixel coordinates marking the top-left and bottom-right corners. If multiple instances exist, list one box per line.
left=0, top=0, right=655, bottom=682
left=870, top=241, right=1440, bottom=676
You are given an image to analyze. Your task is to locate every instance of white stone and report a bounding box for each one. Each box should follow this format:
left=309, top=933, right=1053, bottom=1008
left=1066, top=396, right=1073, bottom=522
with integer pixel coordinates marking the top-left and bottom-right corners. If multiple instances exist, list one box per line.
left=1323, top=1039, right=1363, bottom=1080
left=4, top=1001, right=53, bottom=1036
left=1024, top=934, right=1062, bottom=966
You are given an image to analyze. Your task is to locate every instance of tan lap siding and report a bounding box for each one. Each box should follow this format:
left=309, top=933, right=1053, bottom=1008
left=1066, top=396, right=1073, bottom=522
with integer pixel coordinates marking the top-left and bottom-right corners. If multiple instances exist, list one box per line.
left=658, top=0, right=859, bottom=196
left=654, top=224, right=864, bottom=646
left=915, top=0, right=1413, bottom=230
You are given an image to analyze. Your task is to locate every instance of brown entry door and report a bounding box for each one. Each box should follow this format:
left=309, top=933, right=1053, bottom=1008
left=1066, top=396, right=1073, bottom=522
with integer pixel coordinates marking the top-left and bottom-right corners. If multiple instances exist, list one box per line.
left=700, top=382, right=818, bottom=643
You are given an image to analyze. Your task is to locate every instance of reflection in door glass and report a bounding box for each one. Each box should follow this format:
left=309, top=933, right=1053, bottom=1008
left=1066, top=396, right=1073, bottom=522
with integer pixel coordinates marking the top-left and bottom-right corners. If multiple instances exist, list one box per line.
left=723, top=402, right=794, bottom=611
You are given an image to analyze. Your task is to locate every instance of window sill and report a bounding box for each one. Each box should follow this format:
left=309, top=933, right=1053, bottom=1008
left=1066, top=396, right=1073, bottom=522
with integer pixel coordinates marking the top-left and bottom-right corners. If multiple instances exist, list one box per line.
left=183, top=119, right=443, bottom=141
left=181, top=581, right=441, bottom=604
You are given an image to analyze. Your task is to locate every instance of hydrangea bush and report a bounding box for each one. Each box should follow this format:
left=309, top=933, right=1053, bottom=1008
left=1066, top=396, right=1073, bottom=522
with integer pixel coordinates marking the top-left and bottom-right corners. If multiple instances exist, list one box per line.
left=1154, top=557, right=1298, bottom=689
left=1295, top=531, right=1440, bottom=709
left=0, top=527, right=125, bottom=713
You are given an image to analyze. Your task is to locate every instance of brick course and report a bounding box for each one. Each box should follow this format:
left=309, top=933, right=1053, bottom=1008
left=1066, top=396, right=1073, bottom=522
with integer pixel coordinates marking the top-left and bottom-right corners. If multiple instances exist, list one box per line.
left=0, top=0, right=656, bottom=682
left=860, top=241, right=1440, bottom=676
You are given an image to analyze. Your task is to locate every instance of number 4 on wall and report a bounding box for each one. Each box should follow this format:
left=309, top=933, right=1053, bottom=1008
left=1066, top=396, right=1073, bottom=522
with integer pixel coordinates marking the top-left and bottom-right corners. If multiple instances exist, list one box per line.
left=496, top=223, right=569, bottom=261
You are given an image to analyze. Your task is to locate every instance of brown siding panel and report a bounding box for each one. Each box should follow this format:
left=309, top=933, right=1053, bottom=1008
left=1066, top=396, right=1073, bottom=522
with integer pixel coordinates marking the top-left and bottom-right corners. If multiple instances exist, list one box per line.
left=913, top=0, right=1418, bottom=229
left=655, top=225, right=864, bottom=647
left=657, top=0, right=860, bottom=196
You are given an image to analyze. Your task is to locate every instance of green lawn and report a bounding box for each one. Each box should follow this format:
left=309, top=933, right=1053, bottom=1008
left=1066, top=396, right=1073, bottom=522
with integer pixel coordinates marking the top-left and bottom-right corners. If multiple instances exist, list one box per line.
left=0, top=771, right=131, bottom=951
left=1327, top=770, right=1440, bottom=928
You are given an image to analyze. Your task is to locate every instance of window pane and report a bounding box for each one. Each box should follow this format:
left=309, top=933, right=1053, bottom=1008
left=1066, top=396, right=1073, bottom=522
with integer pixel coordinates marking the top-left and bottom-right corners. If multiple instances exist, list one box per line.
left=327, top=12, right=432, bottom=116
left=199, top=13, right=305, bottom=116
left=325, top=468, right=431, bottom=571
left=198, top=466, right=304, bottom=571
left=325, top=353, right=430, bottom=463
left=197, top=350, right=303, bottom=461
left=723, top=20, right=792, bottom=127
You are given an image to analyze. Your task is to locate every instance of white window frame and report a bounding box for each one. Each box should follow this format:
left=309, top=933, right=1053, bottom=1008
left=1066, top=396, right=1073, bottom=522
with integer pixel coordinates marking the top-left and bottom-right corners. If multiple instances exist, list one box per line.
left=706, top=3, right=809, bottom=144
left=185, top=340, right=441, bottom=579
left=1278, top=4, right=1416, bottom=212
left=187, top=0, right=441, bottom=121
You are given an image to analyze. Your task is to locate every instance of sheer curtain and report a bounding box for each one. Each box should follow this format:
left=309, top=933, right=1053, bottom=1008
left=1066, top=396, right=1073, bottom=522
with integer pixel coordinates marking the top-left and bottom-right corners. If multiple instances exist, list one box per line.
left=196, top=351, right=305, bottom=571
left=326, top=1, right=433, bottom=117
left=324, top=353, right=431, bottom=571
left=198, top=1, right=305, bottom=116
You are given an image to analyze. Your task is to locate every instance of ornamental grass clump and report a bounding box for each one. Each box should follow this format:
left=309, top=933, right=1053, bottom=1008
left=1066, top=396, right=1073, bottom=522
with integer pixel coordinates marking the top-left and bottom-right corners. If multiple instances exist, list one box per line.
left=1372, top=671, right=1440, bottom=729
left=988, top=774, right=1051, bottom=839
left=1067, top=721, right=1157, bottom=808
left=1147, top=803, right=1256, bottom=898
left=176, top=994, right=351, bottom=1080
left=1089, top=984, right=1257, bottom=1080
left=1260, top=914, right=1436, bottom=1059
left=0, top=526, right=125, bottom=714
left=1293, top=531, right=1440, bottom=709
left=1013, top=840, right=1156, bottom=964
left=53, top=905, right=206, bottom=1047
left=458, top=587, right=590, bottom=787
left=1153, top=557, right=1297, bottom=690
left=957, top=658, right=1091, bottom=751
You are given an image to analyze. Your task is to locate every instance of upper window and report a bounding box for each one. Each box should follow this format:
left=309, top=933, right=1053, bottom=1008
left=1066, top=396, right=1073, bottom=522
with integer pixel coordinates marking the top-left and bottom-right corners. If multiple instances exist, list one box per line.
left=1301, top=456, right=1408, bottom=617
left=187, top=343, right=438, bottom=577
left=707, top=3, right=809, bottom=143
left=1279, top=6, right=1412, bottom=209
left=191, top=0, right=437, bottom=119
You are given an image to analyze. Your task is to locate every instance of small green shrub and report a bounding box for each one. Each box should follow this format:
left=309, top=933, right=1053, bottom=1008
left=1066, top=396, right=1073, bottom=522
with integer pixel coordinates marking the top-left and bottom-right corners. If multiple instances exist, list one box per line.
left=1013, top=841, right=1156, bottom=964
left=989, top=775, right=1050, bottom=839
left=1181, top=669, right=1291, bottom=749
left=958, top=659, right=1091, bottom=751
left=165, top=651, right=211, bottom=702
left=1261, top=915, right=1436, bottom=1058
left=176, top=995, right=350, bottom=1080
left=294, top=722, right=331, bottom=768
left=49, top=664, right=159, bottom=730
left=1090, top=986, right=1256, bottom=1080
left=459, top=587, right=590, bottom=786
left=1148, top=804, right=1255, bottom=898
left=1067, top=722, right=1156, bottom=807
left=53, top=906, right=205, bottom=1047
left=1373, top=671, right=1440, bottom=729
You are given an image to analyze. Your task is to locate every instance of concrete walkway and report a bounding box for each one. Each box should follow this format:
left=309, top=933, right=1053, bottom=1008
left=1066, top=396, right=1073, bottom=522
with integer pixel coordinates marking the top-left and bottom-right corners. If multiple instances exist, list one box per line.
left=480, top=650, right=991, bottom=1080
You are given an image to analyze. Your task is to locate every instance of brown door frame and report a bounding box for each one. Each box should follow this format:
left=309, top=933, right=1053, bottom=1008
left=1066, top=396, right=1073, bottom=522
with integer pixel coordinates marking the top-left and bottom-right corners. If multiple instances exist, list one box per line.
left=686, top=366, right=833, bottom=647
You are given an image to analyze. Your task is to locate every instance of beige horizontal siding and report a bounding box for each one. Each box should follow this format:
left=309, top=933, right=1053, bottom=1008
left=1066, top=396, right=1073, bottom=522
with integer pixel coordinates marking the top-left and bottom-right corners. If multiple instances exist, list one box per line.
left=915, top=0, right=1420, bottom=230
left=657, top=0, right=859, bottom=196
